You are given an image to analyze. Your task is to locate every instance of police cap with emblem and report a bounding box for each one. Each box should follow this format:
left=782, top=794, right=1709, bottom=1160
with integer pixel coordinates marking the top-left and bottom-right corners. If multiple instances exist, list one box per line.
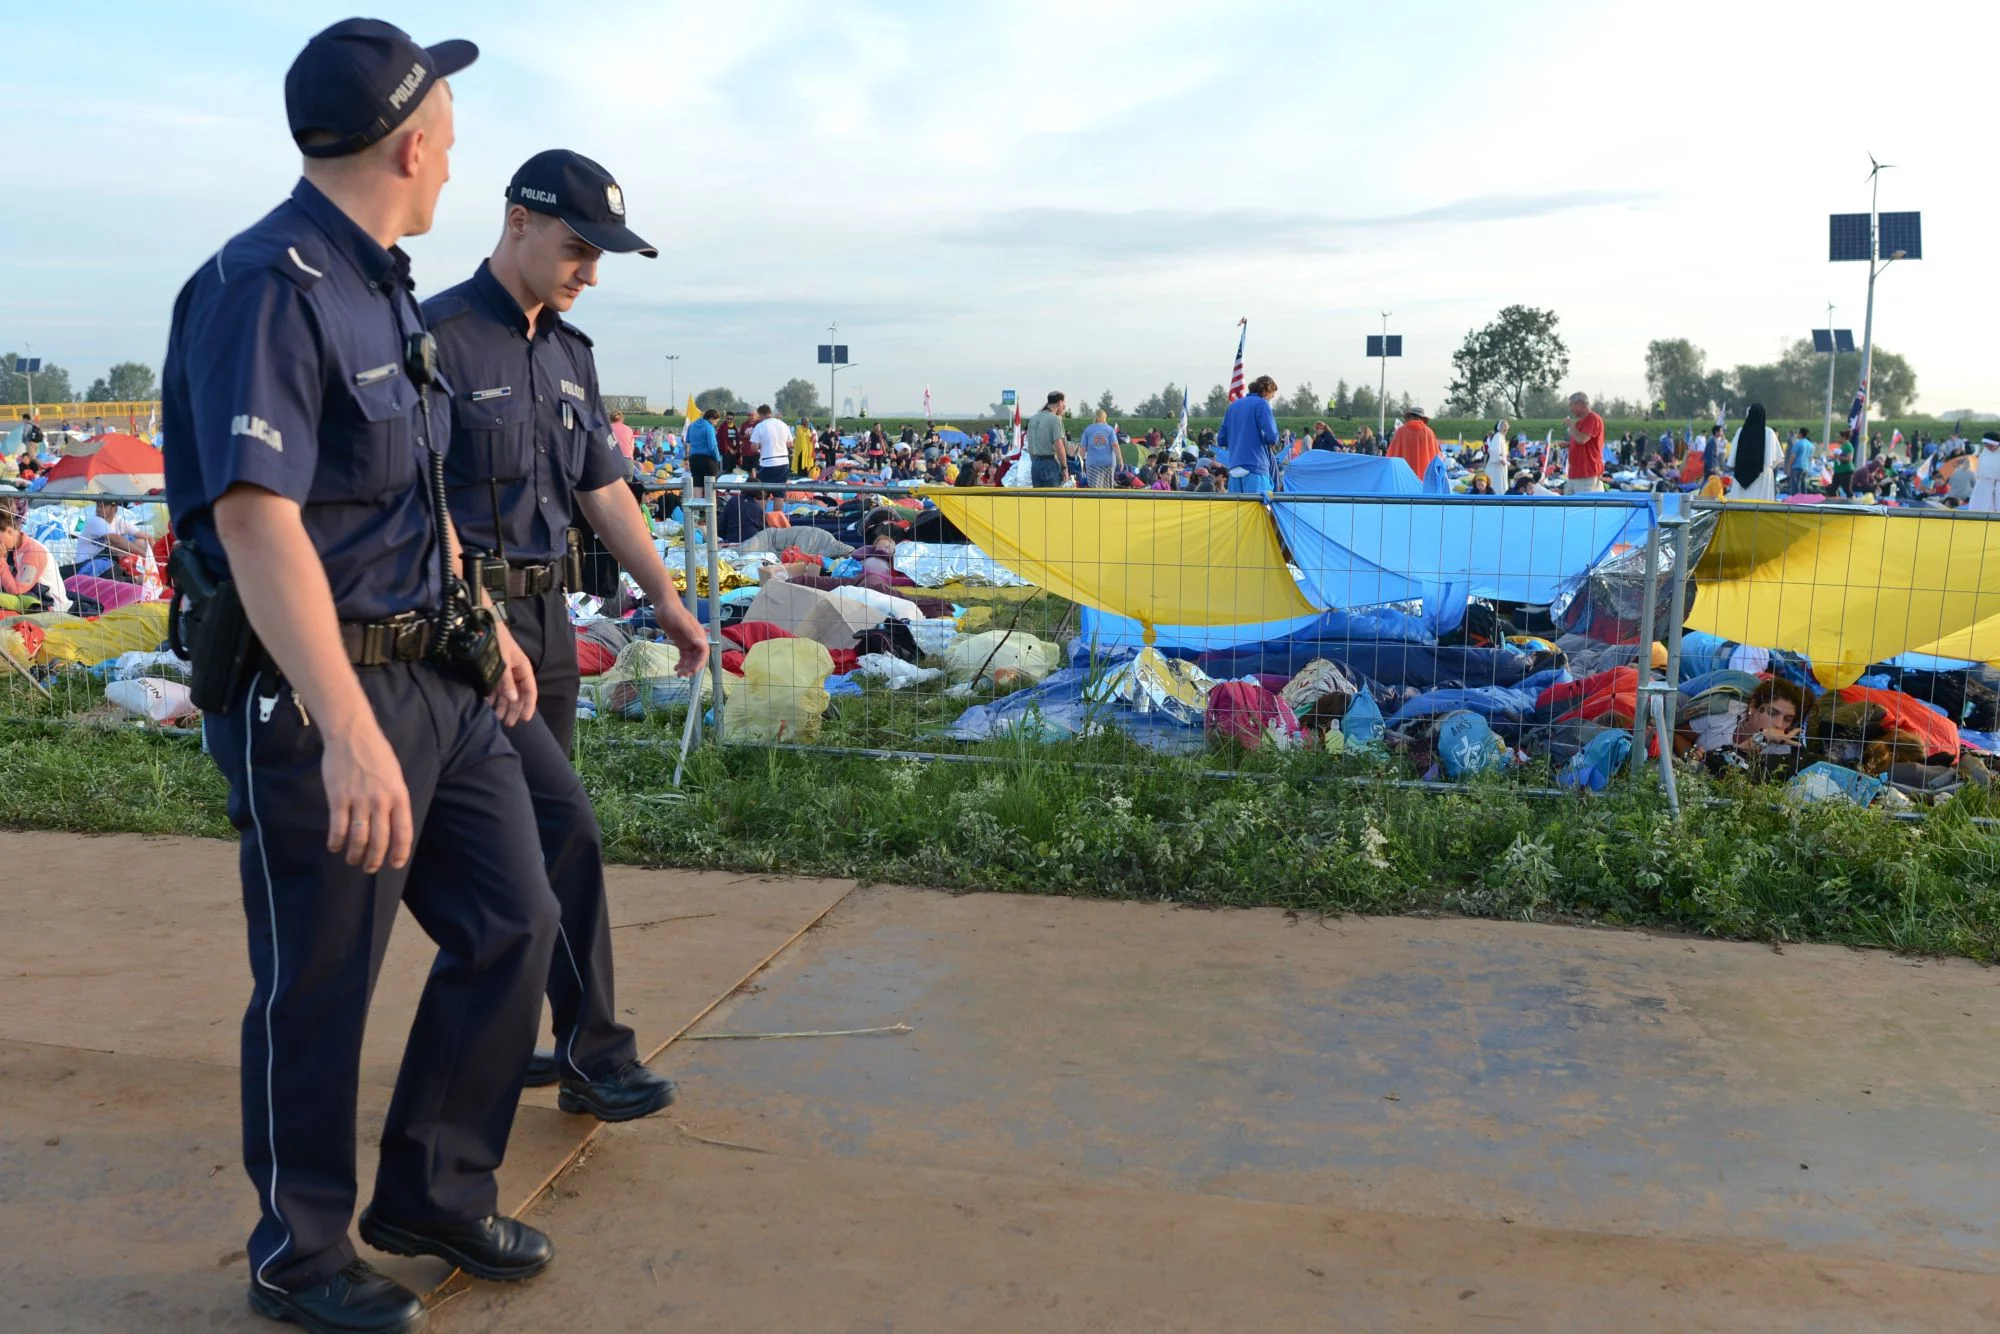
left=506, top=150, right=658, bottom=258
left=286, top=18, right=478, bottom=159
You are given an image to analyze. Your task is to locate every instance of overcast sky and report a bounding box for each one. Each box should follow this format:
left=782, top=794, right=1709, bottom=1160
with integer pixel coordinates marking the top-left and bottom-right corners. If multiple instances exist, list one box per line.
left=11, top=0, right=1993, bottom=417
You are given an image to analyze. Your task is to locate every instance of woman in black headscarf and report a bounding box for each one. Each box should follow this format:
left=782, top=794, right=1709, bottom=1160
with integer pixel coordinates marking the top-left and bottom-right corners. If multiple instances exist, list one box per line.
left=1730, top=402, right=1778, bottom=501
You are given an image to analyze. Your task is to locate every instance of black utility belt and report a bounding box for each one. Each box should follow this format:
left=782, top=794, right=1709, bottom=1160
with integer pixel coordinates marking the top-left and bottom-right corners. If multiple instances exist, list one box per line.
left=490, top=562, right=560, bottom=599
left=340, top=613, right=436, bottom=667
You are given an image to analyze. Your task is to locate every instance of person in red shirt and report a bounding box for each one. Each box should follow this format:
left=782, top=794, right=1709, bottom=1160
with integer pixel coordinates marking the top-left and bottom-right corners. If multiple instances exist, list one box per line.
left=1564, top=392, right=1605, bottom=493
left=1386, top=405, right=1440, bottom=480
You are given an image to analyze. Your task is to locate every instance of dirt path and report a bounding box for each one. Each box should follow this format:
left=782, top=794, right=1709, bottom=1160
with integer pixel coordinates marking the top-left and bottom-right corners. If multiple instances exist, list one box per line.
left=437, top=886, right=2000, bottom=1331
left=5, top=832, right=1998, bottom=1330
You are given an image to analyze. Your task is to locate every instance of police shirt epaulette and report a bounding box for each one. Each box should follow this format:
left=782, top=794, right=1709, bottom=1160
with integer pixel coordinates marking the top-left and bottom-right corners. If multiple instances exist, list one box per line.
left=556, top=318, right=594, bottom=349
left=423, top=291, right=474, bottom=325
left=219, top=230, right=331, bottom=292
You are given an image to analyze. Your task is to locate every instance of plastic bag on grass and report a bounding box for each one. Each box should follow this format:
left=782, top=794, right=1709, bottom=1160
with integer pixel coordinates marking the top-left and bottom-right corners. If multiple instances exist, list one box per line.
left=730, top=638, right=834, bottom=742
left=596, top=639, right=708, bottom=718
left=942, top=630, right=1060, bottom=690
left=105, top=676, right=197, bottom=724
left=852, top=653, right=943, bottom=690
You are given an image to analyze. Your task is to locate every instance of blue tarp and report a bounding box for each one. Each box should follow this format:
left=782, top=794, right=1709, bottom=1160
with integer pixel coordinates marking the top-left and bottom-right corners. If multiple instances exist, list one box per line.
left=940, top=667, right=1206, bottom=754
left=1281, top=451, right=1427, bottom=496
left=1271, top=494, right=1655, bottom=635
left=1076, top=605, right=1431, bottom=656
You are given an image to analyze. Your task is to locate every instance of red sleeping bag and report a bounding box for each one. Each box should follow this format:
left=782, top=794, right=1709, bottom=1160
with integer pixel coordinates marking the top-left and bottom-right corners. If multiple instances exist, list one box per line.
left=1836, top=684, right=1960, bottom=759
left=574, top=631, right=618, bottom=677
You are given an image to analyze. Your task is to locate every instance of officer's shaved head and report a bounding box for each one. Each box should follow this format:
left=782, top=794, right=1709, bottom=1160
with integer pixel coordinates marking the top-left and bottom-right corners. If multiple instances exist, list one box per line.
left=300, top=80, right=455, bottom=243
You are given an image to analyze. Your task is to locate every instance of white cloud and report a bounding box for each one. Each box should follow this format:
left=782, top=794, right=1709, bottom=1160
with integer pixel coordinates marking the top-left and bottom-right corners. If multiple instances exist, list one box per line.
left=7, top=0, right=1996, bottom=417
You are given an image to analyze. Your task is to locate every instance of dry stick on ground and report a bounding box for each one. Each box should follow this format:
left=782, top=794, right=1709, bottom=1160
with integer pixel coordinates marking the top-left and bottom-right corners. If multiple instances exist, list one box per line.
left=967, top=587, right=1051, bottom=688
left=682, top=1023, right=913, bottom=1040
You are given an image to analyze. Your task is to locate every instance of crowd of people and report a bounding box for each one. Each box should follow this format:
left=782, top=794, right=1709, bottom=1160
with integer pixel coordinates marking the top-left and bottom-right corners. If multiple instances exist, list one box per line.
left=585, top=379, right=1996, bottom=513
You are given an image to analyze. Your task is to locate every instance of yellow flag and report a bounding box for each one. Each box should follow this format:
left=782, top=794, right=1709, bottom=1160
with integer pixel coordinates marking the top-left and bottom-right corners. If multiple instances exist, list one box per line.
left=1689, top=507, right=2000, bottom=686
left=684, top=393, right=699, bottom=425
left=925, top=491, right=1315, bottom=637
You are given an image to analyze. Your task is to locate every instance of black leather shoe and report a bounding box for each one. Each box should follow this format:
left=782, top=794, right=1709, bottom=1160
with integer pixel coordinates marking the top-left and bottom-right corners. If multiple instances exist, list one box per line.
left=523, top=1049, right=559, bottom=1088
left=358, top=1210, right=553, bottom=1283
left=246, top=1259, right=425, bottom=1333
left=556, top=1061, right=676, bottom=1122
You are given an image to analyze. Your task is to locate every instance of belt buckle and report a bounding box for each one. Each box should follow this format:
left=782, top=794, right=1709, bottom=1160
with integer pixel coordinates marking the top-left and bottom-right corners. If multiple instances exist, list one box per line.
left=392, top=617, right=425, bottom=661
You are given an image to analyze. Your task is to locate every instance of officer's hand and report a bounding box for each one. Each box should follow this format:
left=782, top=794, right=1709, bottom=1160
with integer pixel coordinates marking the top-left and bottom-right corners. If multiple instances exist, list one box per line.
left=491, top=620, right=539, bottom=727
left=663, top=605, right=709, bottom=678
left=324, top=721, right=412, bottom=874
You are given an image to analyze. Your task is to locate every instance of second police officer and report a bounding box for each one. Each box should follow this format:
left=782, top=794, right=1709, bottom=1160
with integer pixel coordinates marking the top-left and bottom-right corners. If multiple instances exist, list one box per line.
left=161, top=20, right=566, bottom=1334
left=423, top=150, right=711, bottom=1108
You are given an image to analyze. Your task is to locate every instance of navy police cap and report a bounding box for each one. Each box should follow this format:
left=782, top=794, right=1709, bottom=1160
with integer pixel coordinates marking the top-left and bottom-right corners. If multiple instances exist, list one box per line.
left=286, top=18, right=478, bottom=159
left=507, top=150, right=658, bottom=258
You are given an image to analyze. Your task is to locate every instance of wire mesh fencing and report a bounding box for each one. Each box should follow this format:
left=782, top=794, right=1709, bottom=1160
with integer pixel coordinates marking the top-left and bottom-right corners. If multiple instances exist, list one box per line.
left=7, top=470, right=1998, bottom=817
left=0, top=490, right=180, bottom=730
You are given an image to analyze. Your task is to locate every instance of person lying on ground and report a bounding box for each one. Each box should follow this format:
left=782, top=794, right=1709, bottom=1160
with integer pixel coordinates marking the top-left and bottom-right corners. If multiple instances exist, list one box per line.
left=1675, top=676, right=1808, bottom=764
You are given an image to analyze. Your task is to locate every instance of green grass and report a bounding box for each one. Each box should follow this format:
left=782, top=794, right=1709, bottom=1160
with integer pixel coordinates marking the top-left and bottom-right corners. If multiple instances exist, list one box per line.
left=7, top=684, right=2000, bottom=962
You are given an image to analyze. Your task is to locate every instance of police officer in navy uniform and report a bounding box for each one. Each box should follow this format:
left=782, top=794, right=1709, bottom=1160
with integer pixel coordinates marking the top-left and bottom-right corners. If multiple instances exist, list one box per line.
left=423, top=151, right=708, bottom=1115
left=161, top=20, right=563, bottom=1333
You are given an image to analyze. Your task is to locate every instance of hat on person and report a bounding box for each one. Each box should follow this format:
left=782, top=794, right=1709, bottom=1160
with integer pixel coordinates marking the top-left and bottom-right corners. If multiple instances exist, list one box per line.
left=1982, top=430, right=2000, bottom=447
left=1405, top=405, right=1429, bottom=419
left=506, top=149, right=658, bottom=257
left=286, top=19, right=478, bottom=159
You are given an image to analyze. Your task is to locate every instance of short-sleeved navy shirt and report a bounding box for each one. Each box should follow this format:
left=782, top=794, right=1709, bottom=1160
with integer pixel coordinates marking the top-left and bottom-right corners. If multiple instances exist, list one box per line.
left=160, top=178, right=447, bottom=622
left=422, top=260, right=628, bottom=564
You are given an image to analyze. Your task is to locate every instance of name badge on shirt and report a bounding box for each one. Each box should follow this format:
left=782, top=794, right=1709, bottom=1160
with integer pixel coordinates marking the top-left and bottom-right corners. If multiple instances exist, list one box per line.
left=353, top=363, right=400, bottom=386
left=470, top=386, right=512, bottom=403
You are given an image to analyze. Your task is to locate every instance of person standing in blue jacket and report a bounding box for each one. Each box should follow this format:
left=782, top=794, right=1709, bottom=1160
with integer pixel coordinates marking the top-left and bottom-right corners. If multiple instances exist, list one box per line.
left=1216, top=374, right=1280, bottom=493
left=683, top=406, right=722, bottom=488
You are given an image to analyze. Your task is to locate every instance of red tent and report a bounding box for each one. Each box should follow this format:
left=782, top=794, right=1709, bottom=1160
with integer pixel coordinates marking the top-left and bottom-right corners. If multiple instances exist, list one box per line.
left=40, top=435, right=165, bottom=495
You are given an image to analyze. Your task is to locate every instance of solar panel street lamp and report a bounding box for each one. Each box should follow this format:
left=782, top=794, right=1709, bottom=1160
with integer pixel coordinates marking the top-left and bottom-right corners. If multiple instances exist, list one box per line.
left=817, top=324, right=853, bottom=432
left=1810, top=311, right=1856, bottom=450
left=1829, top=157, right=1921, bottom=440
left=13, top=355, right=41, bottom=416
left=1366, top=313, right=1401, bottom=441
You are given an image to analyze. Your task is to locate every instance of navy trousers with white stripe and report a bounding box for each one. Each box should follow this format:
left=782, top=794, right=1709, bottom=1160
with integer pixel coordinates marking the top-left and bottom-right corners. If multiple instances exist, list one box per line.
left=207, top=660, right=560, bottom=1293
left=503, top=586, right=636, bottom=1081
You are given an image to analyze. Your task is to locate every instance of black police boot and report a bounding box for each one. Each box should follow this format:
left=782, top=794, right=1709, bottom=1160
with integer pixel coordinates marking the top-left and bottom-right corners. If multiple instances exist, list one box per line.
left=357, top=1210, right=553, bottom=1283
left=556, top=1061, right=677, bottom=1122
left=246, top=1258, right=425, bottom=1334
left=522, top=1049, right=559, bottom=1088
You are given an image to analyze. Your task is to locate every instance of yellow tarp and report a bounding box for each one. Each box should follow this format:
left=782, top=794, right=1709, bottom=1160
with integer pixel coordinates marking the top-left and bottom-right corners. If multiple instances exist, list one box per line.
left=1689, top=508, right=2000, bottom=688
left=925, top=491, right=1314, bottom=633
left=27, top=601, right=171, bottom=666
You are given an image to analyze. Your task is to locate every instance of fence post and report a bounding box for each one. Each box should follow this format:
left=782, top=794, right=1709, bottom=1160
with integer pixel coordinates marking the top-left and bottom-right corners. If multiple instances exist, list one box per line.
left=1628, top=501, right=1663, bottom=777
left=1659, top=507, right=1692, bottom=740
left=705, top=478, right=726, bottom=742
left=678, top=474, right=705, bottom=747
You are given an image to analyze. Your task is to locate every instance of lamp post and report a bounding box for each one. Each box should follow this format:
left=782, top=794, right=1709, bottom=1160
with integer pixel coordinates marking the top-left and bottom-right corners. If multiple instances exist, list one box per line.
left=818, top=323, right=854, bottom=433
left=1829, top=158, right=1921, bottom=441
left=1366, top=314, right=1402, bottom=442
left=664, top=353, right=680, bottom=410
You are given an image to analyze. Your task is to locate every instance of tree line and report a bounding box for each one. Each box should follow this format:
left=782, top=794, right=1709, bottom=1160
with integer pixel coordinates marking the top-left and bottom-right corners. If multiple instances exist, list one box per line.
left=1, top=351, right=157, bottom=406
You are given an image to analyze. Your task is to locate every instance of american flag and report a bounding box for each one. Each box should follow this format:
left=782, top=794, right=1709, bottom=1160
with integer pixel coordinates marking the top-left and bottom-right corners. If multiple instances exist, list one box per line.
left=1227, top=318, right=1247, bottom=402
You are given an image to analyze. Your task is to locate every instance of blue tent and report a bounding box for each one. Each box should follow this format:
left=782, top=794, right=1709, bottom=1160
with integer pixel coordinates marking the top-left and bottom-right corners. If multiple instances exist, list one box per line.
left=1272, top=494, right=1655, bottom=635
left=1281, top=451, right=1431, bottom=496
